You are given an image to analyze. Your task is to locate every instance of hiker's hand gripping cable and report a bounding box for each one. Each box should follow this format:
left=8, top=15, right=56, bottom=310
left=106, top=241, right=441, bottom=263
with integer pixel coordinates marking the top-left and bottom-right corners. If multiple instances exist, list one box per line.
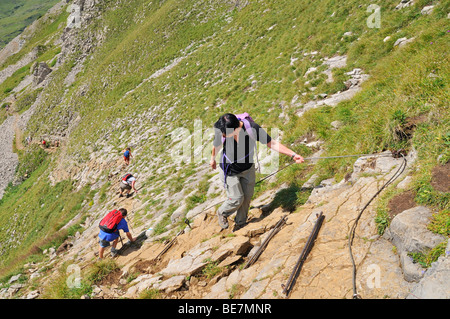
left=267, top=140, right=304, bottom=164
left=210, top=140, right=303, bottom=170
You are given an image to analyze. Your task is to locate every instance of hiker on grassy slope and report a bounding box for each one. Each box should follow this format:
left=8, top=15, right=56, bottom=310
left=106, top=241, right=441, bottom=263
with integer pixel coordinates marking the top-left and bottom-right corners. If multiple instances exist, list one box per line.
left=98, top=208, right=135, bottom=258
left=210, top=113, right=304, bottom=231
left=119, top=173, right=138, bottom=198
left=122, top=147, right=133, bottom=165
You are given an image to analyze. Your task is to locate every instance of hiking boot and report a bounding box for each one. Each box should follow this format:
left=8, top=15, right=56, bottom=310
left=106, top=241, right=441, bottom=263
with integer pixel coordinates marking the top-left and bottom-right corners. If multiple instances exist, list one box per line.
left=110, top=247, right=118, bottom=257
left=217, top=210, right=229, bottom=229
left=232, top=223, right=247, bottom=232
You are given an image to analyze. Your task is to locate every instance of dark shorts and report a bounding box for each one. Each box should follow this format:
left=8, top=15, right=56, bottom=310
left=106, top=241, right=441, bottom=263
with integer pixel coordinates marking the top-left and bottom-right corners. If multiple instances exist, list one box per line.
left=99, top=239, right=111, bottom=248
left=120, top=183, right=132, bottom=191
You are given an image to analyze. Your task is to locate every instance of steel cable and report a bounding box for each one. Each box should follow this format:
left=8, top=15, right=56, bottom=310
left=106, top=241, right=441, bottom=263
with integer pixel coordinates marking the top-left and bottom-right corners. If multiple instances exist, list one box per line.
left=348, top=153, right=407, bottom=299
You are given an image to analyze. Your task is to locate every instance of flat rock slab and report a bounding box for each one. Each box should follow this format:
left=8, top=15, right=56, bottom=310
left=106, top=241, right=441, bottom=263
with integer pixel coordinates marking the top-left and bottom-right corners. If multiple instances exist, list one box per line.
left=385, top=206, right=447, bottom=253
left=155, top=275, right=186, bottom=293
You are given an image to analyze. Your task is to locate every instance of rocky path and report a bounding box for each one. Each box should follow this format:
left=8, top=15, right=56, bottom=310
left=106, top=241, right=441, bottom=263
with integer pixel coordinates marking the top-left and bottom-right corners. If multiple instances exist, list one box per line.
left=0, top=115, right=18, bottom=199
left=200, top=154, right=414, bottom=299
left=106, top=153, right=418, bottom=299
left=0, top=96, right=41, bottom=200
left=13, top=113, right=25, bottom=151
left=3, top=150, right=448, bottom=300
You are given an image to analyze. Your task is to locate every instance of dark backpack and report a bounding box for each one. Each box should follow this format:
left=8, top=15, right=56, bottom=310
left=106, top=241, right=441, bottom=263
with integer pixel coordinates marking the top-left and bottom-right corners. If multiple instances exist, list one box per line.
left=122, top=173, right=132, bottom=182
left=220, top=113, right=261, bottom=187
left=99, top=210, right=123, bottom=233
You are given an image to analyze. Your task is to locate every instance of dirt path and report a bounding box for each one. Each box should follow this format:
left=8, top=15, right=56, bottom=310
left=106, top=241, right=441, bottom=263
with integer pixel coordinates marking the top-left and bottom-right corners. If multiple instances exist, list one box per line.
left=110, top=154, right=415, bottom=299
left=13, top=112, right=25, bottom=151
left=0, top=115, right=19, bottom=199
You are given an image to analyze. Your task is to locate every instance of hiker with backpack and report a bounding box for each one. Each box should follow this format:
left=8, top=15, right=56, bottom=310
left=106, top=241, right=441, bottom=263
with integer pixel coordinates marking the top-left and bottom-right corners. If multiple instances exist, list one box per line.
left=122, top=147, right=133, bottom=165
left=98, top=208, right=136, bottom=258
left=211, top=113, right=304, bottom=231
left=119, top=173, right=138, bottom=198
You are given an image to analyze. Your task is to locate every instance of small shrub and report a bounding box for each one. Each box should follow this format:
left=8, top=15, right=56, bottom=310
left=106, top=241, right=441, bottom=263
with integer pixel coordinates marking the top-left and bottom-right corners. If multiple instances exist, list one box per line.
left=408, top=241, right=448, bottom=268
left=202, top=258, right=221, bottom=279
left=140, top=288, right=161, bottom=299
left=87, top=259, right=120, bottom=284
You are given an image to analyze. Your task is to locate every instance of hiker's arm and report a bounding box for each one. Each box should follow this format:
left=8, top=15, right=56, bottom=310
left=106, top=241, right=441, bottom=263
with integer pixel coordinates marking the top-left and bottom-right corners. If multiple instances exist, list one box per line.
left=210, top=145, right=221, bottom=170
left=132, top=181, right=138, bottom=193
left=126, top=232, right=135, bottom=242
left=267, top=140, right=304, bottom=164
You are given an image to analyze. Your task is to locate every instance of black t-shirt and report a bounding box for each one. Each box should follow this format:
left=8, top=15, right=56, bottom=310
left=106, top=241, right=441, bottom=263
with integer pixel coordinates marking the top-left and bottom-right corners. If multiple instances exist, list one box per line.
left=213, top=121, right=272, bottom=176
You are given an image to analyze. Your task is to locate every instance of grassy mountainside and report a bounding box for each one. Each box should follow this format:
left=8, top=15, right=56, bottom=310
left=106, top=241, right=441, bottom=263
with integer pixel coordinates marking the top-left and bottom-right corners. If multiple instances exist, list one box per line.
left=0, top=0, right=61, bottom=48
left=0, top=0, right=448, bottom=292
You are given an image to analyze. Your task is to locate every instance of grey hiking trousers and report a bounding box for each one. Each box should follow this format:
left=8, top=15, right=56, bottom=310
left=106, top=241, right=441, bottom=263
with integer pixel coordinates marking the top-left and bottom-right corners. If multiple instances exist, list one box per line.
left=218, top=164, right=256, bottom=226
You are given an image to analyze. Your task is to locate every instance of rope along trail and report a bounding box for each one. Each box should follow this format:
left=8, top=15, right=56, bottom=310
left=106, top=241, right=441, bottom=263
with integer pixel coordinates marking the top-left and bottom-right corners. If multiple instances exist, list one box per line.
left=119, top=151, right=406, bottom=298
left=348, top=152, right=407, bottom=299
left=205, top=151, right=405, bottom=298
left=202, top=152, right=395, bottom=213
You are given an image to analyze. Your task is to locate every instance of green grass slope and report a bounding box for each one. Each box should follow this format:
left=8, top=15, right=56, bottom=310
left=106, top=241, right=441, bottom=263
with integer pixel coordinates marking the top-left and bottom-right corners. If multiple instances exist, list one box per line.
left=0, top=0, right=60, bottom=48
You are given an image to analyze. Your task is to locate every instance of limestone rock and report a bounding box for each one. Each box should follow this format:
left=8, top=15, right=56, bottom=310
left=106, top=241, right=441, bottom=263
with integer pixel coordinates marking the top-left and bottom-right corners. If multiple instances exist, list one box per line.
left=211, top=236, right=251, bottom=262
left=407, top=241, right=450, bottom=299
left=395, top=0, right=414, bottom=10
left=26, top=290, right=40, bottom=299
left=296, top=67, right=369, bottom=117
left=155, top=275, right=186, bottom=293
left=394, top=37, right=415, bottom=48
left=32, top=62, right=52, bottom=85
left=400, top=251, right=426, bottom=282
left=125, top=274, right=162, bottom=297
left=420, top=5, right=434, bottom=15
left=160, top=240, right=214, bottom=276
left=385, top=206, right=447, bottom=254
left=8, top=274, right=22, bottom=284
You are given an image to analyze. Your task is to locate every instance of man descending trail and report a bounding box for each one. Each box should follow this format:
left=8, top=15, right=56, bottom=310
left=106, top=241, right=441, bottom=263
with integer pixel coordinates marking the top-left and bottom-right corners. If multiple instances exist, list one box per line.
left=119, top=173, right=138, bottom=198
left=210, top=113, right=304, bottom=231
left=98, top=208, right=136, bottom=258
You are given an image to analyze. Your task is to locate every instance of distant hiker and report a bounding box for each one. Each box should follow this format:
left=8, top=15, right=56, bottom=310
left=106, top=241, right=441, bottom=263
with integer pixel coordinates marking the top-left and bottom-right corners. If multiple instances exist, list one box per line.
left=98, top=208, right=136, bottom=258
left=119, top=173, right=138, bottom=197
left=122, top=147, right=132, bottom=165
left=211, top=113, right=304, bottom=231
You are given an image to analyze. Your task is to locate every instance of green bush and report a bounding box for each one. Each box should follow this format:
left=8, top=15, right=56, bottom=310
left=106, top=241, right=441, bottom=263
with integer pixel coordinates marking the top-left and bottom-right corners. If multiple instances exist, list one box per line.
left=408, top=241, right=448, bottom=268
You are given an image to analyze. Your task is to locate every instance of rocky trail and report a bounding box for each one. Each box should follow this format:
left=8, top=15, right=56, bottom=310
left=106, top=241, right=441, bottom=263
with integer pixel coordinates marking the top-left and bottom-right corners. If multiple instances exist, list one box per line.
left=0, top=90, right=55, bottom=198
left=9, top=149, right=446, bottom=300
left=0, top=114, right=19, bottom=199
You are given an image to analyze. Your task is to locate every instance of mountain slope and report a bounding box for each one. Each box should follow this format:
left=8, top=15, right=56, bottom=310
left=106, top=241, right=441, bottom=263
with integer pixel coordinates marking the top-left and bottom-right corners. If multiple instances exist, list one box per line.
left=0, top=0, right=448, bottom=299
left=0, top=0, right=61, bottom=49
